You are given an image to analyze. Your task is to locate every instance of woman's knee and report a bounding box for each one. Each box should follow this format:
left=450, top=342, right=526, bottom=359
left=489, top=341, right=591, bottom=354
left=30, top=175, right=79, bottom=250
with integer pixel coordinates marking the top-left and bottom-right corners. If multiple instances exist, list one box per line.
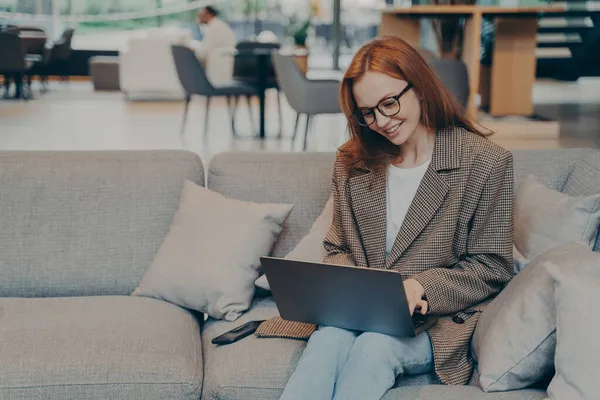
left=350, top=332, right=407, bottom=368
left=309, top=326, right=357, bottom=348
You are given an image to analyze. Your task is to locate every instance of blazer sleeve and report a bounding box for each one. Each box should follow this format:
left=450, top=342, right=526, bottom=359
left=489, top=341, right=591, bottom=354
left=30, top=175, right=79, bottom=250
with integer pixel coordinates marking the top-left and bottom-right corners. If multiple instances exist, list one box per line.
left=413, top=151, right=515, bottom=316
left=322, top=157, right=357, bottom=267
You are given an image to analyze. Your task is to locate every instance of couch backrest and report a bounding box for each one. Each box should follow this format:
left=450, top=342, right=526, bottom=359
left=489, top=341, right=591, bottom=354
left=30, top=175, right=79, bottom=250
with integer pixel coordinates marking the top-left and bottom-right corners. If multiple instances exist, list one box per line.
left=0, top=150, right=203, bottom=298
left=208, top=148, right=600, bottom=256
left=512, top=148, right=600, bottom=190
left=3, top=148, right=598, bottom=298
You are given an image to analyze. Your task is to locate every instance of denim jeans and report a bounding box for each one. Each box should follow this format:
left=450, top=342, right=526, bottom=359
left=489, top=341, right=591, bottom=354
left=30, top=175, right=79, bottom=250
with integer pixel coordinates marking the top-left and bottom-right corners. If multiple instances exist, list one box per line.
left=279, top=326, right=434, bottom=400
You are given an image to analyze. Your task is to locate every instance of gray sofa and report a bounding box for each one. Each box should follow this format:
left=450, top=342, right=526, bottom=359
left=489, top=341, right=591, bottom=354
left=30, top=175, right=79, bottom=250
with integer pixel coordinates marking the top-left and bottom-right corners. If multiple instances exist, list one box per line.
left=2, top=148, right=598, bottom=400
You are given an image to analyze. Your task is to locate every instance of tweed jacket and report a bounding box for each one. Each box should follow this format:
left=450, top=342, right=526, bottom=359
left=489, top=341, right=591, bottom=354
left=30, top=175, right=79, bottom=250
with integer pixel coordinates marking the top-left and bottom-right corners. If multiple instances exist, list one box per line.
left=259, top=126, right=515, bottom=386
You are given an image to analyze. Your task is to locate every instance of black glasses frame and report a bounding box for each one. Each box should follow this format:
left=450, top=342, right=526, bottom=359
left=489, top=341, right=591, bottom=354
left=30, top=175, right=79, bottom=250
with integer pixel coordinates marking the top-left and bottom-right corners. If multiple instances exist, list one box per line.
left=353, top=84, right=413, bottom=127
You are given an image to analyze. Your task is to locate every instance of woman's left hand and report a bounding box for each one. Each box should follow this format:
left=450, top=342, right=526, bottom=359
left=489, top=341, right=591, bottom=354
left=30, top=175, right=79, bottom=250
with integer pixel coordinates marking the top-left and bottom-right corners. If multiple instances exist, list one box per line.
left=403, top=279, right=428, bottom=315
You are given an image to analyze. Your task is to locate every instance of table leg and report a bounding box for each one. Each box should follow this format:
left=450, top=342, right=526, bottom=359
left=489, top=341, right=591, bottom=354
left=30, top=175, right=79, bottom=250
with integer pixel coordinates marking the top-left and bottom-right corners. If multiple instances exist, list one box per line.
left=14, top=72, right=23, bottom=99
left=461, top=12, right=483, bottom=119
left=378, top=14, right=420, bottom=47
left=257, top=54, right=268, bottom=139
left=489, top=17, right=538, bottom=116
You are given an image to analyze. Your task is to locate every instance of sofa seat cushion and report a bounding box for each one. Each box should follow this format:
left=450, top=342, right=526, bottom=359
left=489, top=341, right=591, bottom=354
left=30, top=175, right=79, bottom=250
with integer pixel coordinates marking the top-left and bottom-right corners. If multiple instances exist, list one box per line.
left=0, top=296, right=203, bottom=400
left=381, top=386, right=546, bottom=400
left=201, top=297, right=439, bottom=400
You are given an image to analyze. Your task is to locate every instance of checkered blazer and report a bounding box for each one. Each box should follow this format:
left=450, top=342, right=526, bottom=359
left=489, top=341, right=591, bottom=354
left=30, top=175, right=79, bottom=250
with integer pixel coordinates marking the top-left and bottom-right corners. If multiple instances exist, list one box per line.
left=329, top=126, right=515, bottom=385
left=259, top=126, right=515, bottom=386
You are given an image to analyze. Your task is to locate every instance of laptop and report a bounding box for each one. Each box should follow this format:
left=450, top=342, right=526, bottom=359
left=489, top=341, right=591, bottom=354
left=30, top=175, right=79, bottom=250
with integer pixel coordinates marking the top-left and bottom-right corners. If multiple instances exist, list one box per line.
left=260, top=256, right=436, bottom=338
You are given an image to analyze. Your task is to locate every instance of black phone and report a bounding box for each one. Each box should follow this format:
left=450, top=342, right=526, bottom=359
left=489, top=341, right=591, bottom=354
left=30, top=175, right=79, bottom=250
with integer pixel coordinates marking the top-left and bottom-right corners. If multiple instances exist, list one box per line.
left=211, top=320, right=266, bottom=345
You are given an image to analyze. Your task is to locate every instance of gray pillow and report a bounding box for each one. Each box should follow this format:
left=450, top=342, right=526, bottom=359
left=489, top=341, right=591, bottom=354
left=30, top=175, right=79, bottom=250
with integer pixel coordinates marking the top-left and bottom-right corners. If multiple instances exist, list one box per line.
left=255, top=196, right=333, bottom=291
left=545, top=247, right=600, bottom=399
left=562, top=159, right=600, bottom=251
left=132, top=180, right=293, bottom=321
left=473, top=242, right=589, bottom=392
left=514, top=175, right=600, bottom=260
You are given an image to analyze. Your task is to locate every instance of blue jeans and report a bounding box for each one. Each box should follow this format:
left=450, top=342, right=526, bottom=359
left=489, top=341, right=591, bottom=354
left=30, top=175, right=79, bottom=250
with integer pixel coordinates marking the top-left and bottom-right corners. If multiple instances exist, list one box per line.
left=280, top=326, right=434, bottom=400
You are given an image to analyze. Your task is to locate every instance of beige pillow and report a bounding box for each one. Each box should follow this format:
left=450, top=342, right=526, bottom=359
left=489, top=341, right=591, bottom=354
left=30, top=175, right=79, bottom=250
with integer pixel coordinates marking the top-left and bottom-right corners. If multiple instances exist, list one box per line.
left=473, top=241, right=589, bottom=392
left=255, top=196, right=333, bottom=291
left=545, top=247, right=600, bottom=400
left=132, top=180, right=293, bottom=321
left=514, top=175, right=600, bottom=260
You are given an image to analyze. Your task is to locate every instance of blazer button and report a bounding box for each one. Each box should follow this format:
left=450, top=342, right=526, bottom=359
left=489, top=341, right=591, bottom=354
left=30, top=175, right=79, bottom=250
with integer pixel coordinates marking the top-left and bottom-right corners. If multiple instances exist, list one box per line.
left=452, top=315, right=465, bottom=324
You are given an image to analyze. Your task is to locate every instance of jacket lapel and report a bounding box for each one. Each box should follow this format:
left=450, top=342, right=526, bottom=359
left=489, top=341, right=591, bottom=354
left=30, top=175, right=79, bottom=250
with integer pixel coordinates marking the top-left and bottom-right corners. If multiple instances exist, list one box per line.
left=349, top=165, right=387, bottom=269
left=384, top=127, right=462, bottom=268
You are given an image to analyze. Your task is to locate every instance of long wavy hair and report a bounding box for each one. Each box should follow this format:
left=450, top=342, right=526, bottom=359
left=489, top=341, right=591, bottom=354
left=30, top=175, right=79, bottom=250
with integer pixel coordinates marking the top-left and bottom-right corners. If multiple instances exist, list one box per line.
left=339, top=36, right=490, bottom=173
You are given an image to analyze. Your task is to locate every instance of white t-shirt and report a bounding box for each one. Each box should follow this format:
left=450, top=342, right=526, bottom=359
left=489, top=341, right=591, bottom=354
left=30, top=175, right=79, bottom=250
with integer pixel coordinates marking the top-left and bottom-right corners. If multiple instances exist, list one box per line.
left=385, top=159, right=432, bottom=257
left=195, top=18, right=236, bottom=59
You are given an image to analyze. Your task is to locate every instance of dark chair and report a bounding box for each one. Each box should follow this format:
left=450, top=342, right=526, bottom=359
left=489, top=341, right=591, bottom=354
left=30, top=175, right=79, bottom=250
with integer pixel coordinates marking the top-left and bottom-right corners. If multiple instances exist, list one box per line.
left=272, top=52, right=342, bottom=151
left=47, top=28, right=75, bottom=83
left=171, top=45, right=257, bottom=137
left=22, top=28, right=74, bottom=91
left=418, top=48, right=438, bottom=62
left=428, top=59, right=470, bottom=108
left=0, top=32, right=38, bottom=99
left=233, top=41, right=283, bottom=133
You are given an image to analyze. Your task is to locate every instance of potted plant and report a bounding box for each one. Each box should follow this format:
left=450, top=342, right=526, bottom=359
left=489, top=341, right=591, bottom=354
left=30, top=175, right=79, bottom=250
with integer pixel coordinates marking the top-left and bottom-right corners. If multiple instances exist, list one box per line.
left=292, top=18, right=311, bottom=48
left=287, top=16, right=311, bottom=75
left=430, top=0, right=477, bottom=59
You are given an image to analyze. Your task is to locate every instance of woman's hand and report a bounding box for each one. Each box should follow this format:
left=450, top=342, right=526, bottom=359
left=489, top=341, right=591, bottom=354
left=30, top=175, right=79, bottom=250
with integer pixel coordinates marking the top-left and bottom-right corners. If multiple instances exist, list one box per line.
left=403, top=279, right=428, bottom=315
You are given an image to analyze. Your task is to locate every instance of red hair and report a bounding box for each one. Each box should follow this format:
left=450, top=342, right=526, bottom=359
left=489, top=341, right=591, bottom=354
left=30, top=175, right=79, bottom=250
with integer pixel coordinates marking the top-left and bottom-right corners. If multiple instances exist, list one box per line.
left=339, top=36, right=490, bottom=172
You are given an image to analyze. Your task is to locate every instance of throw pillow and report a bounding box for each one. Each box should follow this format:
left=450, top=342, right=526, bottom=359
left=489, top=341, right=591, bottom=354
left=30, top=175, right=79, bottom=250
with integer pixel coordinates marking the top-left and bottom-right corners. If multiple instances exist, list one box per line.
left=545, top=247, right=600, bottom=400
left=472, top=241, right=589, bottom=392
left=255, top=196, right=333, bottom=291
left=513, top=244, right=529, bottom=274
left=561, top=159, right=600, bottom=251
left=132, top=180, right=293, bottom=321
left=514, top=175, right=600, bottom=260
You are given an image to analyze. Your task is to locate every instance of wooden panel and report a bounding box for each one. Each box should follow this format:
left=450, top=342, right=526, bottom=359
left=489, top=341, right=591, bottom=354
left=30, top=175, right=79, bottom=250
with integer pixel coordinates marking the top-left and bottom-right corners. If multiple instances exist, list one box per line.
left=479, top=64, right=491, bottom=109
left=489, top=17, right=538, bottom=116
left=379, top=14, right=421, bottom=48
left=461, top=12, right=483, bottom=118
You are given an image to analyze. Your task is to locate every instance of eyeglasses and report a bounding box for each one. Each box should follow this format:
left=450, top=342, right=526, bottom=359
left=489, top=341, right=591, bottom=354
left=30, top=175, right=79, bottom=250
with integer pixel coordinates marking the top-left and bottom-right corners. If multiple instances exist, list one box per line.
left=352, top=84, right=413, bottom=127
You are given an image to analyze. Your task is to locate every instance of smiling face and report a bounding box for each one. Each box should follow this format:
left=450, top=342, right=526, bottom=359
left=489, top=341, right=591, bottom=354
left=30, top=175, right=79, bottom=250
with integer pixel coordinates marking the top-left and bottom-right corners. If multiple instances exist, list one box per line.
left=352, top=70, right=424, bottom=147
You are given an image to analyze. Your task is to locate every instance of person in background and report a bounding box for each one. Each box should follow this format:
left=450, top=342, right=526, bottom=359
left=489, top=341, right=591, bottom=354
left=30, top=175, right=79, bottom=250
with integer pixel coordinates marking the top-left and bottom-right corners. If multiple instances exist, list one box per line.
left=192, top=5, right=236, bottom=63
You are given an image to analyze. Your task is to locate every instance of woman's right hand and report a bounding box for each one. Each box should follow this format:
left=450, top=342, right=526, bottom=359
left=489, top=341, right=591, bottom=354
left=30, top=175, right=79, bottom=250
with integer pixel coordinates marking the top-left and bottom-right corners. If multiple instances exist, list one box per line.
left=403, top=279, right=428, bottom=315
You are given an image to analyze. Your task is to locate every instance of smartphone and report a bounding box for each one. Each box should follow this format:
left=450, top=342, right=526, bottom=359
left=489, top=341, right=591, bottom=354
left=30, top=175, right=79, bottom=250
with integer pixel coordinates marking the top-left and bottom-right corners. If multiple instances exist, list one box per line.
left=211, top=320, right=266, bottom=345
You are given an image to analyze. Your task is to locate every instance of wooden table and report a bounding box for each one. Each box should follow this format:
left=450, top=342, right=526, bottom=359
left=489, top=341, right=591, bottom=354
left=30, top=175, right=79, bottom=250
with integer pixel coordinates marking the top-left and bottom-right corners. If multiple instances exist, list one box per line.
left=380, top=5, right=563, bottom=118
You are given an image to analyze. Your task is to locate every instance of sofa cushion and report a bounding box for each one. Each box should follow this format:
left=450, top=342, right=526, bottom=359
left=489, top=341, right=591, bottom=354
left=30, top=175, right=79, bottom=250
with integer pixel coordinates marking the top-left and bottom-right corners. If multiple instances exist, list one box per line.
left=207, top=150, right=600, bottom=260
left=133, top=180, right=293, bottom=321
left=207, top=152, right=334, bottom=258
left=511, top=148, right=600, bottom=190
left=562, top=159, right=600, bottom=251
left=514, top=175, right=600, bottom=260
left=255, top=195, right=333, bottom=291
left=0, top=296, right=203, bottom=400
left=201, top=297, right=439, bottom=400
left=471, top=243, right=592, bottom=392
left=0, top=150, right=204, bottom=297
left=545, top=247, right=600, bottom=400
left=381, top=386, right=546, bottom=400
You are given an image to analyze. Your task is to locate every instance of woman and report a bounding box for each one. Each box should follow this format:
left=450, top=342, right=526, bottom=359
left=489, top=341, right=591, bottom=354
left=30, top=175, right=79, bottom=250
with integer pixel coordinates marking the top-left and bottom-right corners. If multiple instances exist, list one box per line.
left=273, top=37, right=514, bottom=400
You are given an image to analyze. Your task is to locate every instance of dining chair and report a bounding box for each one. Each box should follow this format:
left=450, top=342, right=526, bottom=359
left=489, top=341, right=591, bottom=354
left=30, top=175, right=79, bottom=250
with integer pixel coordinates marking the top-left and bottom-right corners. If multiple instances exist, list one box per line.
left=0, top=32, right=39, bottom=99
left=428, top=58, right=470, bottom=108
left=171, top=45, right=257, bottom=137
left=272, top=51, right=342, bottom=151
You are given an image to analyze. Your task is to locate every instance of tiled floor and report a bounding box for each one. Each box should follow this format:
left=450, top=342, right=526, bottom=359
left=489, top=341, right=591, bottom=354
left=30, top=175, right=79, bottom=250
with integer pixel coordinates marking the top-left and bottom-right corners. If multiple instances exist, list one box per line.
left=1, top=77, right=599, bottom=164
